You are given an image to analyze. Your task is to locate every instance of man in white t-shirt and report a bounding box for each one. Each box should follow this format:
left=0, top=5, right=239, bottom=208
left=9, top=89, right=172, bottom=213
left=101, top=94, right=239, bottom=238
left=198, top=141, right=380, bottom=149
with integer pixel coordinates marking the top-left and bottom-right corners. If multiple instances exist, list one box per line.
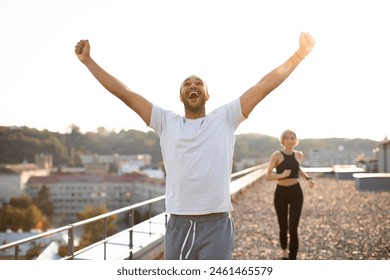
left=74, top=32, right=315, bottom=259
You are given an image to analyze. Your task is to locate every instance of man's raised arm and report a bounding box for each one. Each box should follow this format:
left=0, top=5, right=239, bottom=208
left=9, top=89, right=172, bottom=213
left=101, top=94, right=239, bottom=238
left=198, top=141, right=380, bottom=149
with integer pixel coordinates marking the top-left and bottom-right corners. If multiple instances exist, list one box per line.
left=75, top=40, right=152, bottom=126
left=240, top=32, right=316, bottom=118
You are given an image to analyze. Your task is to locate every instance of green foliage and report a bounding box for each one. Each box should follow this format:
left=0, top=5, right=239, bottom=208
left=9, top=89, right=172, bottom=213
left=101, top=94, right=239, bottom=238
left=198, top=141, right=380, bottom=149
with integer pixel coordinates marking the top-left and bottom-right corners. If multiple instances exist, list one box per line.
left=33, top=184, right=54, bottom=222
left=0, top=126, right=163, bottom=167
left=78, top=205, right=118, bottom=247
left=0, top=126, right=68, bottom=166
left=234, top=133, right=280, bottom=162
left=0, top=125, right=379, bottom=169
left=23, top=205, right=42, bottom=231
left=0, top=194, right=42, bottom=232
left=234, top=134, right=378, bottom=164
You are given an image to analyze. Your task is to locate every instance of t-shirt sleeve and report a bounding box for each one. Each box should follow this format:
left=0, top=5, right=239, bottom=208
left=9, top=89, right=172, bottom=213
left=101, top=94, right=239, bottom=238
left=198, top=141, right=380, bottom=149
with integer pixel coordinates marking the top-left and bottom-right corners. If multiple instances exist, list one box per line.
left=149, top=104, right=165, bottom=135
left=225, top=98, right=246, bottom=130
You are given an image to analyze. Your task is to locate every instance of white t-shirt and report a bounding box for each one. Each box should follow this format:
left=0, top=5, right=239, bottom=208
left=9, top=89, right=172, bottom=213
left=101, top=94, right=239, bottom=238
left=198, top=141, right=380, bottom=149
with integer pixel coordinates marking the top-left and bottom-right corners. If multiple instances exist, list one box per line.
left=149, top=99, right=245, bottom=214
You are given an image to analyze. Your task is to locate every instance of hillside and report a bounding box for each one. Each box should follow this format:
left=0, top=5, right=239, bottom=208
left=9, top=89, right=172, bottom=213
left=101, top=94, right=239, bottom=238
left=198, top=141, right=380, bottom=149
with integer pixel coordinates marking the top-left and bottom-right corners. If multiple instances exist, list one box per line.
left=0, top=126, right=379, bottom=168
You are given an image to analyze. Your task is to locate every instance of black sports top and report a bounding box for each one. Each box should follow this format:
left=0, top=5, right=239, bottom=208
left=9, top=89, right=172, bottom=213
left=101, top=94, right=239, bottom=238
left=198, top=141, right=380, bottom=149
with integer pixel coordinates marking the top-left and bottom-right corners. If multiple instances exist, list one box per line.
left=275, top=151, right=300, bottom=179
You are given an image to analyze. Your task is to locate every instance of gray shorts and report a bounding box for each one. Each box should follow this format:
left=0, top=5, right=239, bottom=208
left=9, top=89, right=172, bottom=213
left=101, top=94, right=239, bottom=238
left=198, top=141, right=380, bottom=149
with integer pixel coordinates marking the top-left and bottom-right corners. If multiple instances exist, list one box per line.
left=164, top=212, right=235, bottom=260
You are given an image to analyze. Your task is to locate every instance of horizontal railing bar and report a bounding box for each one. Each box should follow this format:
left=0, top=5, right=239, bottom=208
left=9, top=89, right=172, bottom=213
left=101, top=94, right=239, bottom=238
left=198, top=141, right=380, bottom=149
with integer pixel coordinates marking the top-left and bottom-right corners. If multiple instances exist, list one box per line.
left=0, top=225, right=73, bottom=251
left=71, top=195, right=166, bottom=227
left=231, top=164, right=263, bottom=178
left=0, top=196, right=166, bottom=251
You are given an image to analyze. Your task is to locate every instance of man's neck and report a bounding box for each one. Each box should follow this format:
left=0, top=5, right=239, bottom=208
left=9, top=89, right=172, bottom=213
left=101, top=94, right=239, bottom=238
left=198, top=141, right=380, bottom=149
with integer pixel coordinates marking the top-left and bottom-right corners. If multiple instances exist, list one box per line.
left=184, top=109, right=206, bottom=119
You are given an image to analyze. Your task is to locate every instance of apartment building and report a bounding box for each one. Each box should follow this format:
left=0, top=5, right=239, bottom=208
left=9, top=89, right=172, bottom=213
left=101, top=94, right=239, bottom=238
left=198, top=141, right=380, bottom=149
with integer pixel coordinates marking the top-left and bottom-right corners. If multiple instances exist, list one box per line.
left=0, top=163, right=50, bottom=205
left=26, top=172, right=165, bottom=225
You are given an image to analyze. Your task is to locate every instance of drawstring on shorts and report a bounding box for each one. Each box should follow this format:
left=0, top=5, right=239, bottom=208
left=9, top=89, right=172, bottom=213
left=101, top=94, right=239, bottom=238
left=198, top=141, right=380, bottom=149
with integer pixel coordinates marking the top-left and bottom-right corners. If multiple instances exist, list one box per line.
left=179, top=220, right=197, bottom=260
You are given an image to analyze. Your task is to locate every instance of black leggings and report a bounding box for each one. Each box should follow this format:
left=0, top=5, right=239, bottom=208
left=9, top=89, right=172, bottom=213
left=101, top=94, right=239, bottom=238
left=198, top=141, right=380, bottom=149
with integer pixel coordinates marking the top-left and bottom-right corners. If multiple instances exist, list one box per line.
left=274, top=183, right=303, bottom=260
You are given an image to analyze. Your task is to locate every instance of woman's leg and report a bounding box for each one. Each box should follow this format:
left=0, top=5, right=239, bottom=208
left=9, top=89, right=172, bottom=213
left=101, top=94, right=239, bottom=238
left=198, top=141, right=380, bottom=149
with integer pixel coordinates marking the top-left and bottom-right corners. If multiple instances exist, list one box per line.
left=288, top=185, right=303, bottom=260
left=274, top=186, right=288, bottom=258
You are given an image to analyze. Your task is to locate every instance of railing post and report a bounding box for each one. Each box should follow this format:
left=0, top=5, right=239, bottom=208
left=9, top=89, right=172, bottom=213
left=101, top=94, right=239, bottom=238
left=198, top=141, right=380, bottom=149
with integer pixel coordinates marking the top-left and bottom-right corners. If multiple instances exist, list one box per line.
left=128, top=209, right=134, bottom=260
left=104, top=217, right=108, bottom=260
left=149, top=190, right=152, bottom=219
left=149, top=192, right=152, bottom=236
left=15, top=245, right=19, bottom=260
left=67, top=226, right=75, bottom=260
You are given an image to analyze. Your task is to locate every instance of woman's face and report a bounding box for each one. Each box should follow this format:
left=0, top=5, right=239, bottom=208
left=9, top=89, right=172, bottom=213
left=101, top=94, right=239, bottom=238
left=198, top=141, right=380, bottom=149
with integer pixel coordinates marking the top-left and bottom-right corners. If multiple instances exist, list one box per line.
left=282, top=132, right=297, bottom=148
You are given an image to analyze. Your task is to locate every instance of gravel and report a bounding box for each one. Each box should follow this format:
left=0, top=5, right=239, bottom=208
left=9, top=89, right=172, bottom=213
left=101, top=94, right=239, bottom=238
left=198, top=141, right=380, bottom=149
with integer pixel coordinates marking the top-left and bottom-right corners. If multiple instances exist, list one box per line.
left=231, top=176, right=390, bottom=260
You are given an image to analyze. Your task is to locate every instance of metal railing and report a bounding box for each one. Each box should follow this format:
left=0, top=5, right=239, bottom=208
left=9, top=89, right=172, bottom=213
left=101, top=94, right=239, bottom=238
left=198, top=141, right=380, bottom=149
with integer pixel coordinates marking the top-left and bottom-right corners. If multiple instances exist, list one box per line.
left=0, top=195, right=166, bottom=260
left=0, top=164, right=267, bottom=260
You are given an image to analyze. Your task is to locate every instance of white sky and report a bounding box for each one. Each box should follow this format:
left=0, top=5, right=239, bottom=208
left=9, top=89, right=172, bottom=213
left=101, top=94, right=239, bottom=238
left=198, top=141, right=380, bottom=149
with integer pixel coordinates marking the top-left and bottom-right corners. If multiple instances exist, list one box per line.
left=1, top=0, right=389, bottom=141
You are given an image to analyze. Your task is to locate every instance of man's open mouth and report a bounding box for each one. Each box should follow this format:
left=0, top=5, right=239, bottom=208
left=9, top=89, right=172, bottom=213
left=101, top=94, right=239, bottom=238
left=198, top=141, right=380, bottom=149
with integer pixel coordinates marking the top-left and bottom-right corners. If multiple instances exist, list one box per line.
left=188, top=91, right=199, bottom=99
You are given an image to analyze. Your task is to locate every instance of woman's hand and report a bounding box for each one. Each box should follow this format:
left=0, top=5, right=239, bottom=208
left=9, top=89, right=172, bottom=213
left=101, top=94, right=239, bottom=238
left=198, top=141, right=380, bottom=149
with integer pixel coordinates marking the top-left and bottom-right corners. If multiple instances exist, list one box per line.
left=281, top=169, right=292, bottom=179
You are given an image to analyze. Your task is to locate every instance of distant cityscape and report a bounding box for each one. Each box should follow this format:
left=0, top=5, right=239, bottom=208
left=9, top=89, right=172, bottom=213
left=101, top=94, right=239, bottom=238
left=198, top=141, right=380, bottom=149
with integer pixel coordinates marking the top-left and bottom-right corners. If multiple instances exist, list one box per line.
left=1, top=142, right=387, bottom=228
left=1, top=153, right=165, bottom=226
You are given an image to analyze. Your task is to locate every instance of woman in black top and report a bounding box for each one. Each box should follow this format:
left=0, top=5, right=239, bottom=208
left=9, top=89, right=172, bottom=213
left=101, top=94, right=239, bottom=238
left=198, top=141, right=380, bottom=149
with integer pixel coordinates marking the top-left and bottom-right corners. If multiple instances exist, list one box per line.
left=266, top=130, right=315, bottom=259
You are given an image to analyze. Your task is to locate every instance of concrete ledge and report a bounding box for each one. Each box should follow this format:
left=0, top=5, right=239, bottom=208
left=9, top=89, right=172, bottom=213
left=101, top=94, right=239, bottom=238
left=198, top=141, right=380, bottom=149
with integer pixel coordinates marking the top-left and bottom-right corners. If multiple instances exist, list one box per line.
left=353, top=173, right=390, bottom=191
left=301, top=167, right=334, bottom=178
left=133, top=234, right=164, bottom=260
left=333, top=165, right=365, bottom=180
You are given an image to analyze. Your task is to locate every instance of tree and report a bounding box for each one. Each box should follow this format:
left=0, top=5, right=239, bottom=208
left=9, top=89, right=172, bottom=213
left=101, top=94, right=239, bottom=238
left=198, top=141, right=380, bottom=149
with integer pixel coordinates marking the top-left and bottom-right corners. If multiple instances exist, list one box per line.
left=0, top=126, right=68, bottom=165
left=0, top=194, right=42, bottom=232
left=33, top=184, right=54, bottom=222
left=77, top=205, right=118, bottom=247
left=22, top=205, right=42, bottom=231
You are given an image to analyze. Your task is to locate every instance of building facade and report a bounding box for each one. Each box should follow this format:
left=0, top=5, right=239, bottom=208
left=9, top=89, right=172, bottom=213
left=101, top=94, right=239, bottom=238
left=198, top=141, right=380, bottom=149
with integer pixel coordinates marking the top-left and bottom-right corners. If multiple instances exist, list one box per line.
left=26, top=172, right=165, bottom=225
left=0, top=163, right=50, bottom=205
left=378, top=137, right=390, bottom=173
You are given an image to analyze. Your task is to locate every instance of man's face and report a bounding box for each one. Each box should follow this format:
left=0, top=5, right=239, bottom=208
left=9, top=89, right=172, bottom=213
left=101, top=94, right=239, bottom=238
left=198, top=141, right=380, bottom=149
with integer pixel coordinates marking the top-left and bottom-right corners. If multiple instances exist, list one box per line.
left=179, top=75, right=209, bottom=113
